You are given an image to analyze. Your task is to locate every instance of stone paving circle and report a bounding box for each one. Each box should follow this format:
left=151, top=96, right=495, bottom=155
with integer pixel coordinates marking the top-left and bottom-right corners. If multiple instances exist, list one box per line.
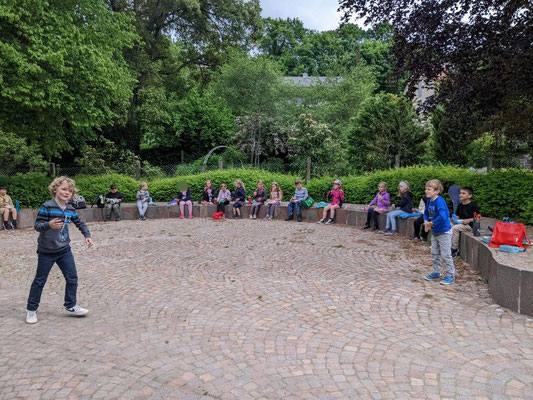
left=1, top=218, right=533, bottom=399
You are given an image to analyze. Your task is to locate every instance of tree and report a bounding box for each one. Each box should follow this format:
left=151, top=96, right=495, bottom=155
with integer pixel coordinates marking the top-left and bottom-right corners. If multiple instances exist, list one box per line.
left=103, top=0, right=263, bottom=158
left=348, top=93, right=427, bottom=171
left=0, top=129, right=47, bottom=174
left=287, top=114, right=343, bottom=167
left=0, top=0, right=138, bottom=158
left=234, top=114, right=288, bottom=165
left=139, top=89, right=234, bottom=163
left=210, top=53, right=284, bottom=116
left=340, top=0, right=533, bottom=152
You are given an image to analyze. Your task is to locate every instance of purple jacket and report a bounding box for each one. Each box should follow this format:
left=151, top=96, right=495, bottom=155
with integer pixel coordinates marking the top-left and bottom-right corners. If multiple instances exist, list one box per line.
left=370, top=191, right=390, bottom=209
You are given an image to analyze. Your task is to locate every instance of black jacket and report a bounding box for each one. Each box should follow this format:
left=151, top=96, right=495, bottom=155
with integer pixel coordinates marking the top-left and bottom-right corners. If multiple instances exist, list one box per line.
left=395, top=191, right=413, bottom=212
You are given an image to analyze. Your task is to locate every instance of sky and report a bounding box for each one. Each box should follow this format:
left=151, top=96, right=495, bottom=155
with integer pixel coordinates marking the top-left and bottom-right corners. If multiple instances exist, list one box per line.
left=260, top=0, right=348, bottom=32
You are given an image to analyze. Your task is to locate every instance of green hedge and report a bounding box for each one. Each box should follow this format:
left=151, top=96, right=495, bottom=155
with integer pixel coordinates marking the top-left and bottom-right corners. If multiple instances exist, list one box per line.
left=149, top=169, right=299, bottom=203
left=2, top=166, right=532, bottom=224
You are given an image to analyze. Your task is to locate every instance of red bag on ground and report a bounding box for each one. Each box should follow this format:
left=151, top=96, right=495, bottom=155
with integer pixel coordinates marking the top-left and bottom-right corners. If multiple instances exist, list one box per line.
left=489, top=221, right=531, bottom=249
left=212, top=211, right=224, bottom=220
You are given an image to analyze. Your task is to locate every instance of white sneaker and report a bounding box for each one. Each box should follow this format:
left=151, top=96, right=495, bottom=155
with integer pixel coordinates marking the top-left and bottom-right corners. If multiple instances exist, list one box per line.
left=318, top=218, right=325, bottom=224
left=66, top=305, right=89, bottom=316
left=26, top=310, right=38, bottom=324
left=325, top=219, right=334, bottom=224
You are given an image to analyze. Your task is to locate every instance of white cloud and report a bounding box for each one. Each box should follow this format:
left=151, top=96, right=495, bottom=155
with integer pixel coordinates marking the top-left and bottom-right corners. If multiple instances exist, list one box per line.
left=260, top=0, right=344, bottom=32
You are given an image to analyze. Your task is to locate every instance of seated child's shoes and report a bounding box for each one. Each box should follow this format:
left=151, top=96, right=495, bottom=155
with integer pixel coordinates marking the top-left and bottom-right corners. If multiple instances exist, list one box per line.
left=317, top=218, right=325, bottom=224
left=440, top=275, right=455, bottom=285
left=385, top=230, right=398, bottom=235
left=66, top=305, right=89, bottom=316
left=325, top=219, right=334, bottom=224
left=26, top=310, right=38, bottom=324
left=11, top=220, right=17, bottom=229
left=451, top=249, right=459, bottom=258
left=425, top=272, right=441, bottom=281
left=180, top=214, right=185, bottom=219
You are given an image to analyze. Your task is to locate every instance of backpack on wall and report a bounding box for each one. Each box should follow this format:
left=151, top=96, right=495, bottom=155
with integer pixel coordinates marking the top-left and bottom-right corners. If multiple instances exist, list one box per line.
left=91, top=195, right=105, bottom=208
left=72, top=195, right=87, bottom=209
left=489, top=221, right=531, bottom=249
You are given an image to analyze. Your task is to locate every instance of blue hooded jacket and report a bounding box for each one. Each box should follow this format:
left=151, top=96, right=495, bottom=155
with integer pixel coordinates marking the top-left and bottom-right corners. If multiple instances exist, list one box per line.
left=424, top=196, right=452, bottom=234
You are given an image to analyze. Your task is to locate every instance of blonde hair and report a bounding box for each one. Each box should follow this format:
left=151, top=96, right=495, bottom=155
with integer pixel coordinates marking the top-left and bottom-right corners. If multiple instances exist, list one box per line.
left=257, top=180, right=264, bottom=186
left=378, top=181, right=387, bottom=189
left=425, top=179, right=444, bottom=194
left=139, top=181, right=148, bottom=189
left=234, top=180, right=245, bottom=190
left=48, top=176, right=78, bottom=197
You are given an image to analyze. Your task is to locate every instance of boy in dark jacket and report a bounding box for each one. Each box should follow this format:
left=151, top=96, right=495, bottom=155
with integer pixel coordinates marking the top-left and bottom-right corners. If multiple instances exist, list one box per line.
left=104, top=184, right=124, bottom=221
left=451, top=187, right=480, bottom=258
left=26, top=177, right=94, bottom=324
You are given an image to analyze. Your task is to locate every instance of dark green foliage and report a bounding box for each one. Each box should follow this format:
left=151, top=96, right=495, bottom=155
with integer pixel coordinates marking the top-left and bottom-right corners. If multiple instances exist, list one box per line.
left=348, top=93, right=427, bottom=171
left=0, top=174, right=139, bottom=208
left=340, top=0, right=533, bottom=154
left=0, top=0, right=138, bottom=158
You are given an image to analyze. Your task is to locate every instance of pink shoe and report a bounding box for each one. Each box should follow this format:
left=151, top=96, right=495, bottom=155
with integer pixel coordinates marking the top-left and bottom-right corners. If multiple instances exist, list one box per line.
left=189, top=215, right=194, bottom=219
left=180, top=214, right=185, bottom=219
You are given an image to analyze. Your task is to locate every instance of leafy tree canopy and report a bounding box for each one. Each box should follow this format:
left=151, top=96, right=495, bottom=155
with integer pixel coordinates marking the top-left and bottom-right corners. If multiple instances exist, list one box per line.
left=0, top=0, right=138, bottom=158
left=340, top=0, right=533, bottom=150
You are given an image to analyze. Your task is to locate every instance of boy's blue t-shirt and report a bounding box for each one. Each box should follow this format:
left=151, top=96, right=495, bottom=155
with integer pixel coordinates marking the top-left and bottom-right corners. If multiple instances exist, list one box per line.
left=424, top=195, right=452, bottom=234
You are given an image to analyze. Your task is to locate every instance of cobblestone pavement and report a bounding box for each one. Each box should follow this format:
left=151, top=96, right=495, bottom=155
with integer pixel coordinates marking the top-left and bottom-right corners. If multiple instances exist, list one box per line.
left=1, top=218, right=533, bottom=400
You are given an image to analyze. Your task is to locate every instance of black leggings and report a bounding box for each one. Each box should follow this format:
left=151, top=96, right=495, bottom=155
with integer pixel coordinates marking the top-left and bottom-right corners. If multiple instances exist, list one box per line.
left=413, top=215, right=428, bottom=239
left=365, top=207, right=380, bottom=228
left=217, top=203, right=227, bottom=214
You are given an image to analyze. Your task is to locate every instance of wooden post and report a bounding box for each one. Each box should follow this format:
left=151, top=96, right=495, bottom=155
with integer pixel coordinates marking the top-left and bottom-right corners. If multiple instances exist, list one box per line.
left=181, top=150, right=184, bottom=164
left=49, top=162, right=56, bottom=177
left=395, top=155, right=401, bottom=168
left=135, top=160, right=141, bottom=180
left=218, top=159, right=223, bottom=171
left=306, top=157, right=311, bottom=181
left=487, top=153, right=493, bottom=171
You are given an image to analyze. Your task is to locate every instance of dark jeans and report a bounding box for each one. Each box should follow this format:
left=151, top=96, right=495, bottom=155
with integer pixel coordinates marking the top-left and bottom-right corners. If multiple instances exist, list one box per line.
left=288, top=201, right=301, bottom=217
left=217, top=203, right=227, bottom=214
left=27, top=247, right=78, bottom=311
left=365, top=207, right=380, bottom=228
left=413, top=215, right=428, bottom=240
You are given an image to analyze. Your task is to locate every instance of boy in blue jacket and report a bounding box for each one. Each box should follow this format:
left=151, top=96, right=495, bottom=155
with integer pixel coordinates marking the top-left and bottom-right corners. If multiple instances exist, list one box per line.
left=423, top=179, right=455, bottom=285
left=25, top=177, right=94, bottom=324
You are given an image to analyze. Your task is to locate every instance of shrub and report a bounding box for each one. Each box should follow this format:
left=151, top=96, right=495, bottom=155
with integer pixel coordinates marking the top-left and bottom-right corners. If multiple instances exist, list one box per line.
left=0, top=173, right=139, bottom=208
left=149, top=169, right=300, bottom=202
left=75, top=174, right=139, bottom=203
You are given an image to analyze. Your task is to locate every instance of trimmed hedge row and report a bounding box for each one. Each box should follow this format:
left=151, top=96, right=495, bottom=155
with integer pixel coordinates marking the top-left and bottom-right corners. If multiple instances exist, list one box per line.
left=1, top=166, right=532, bottom=224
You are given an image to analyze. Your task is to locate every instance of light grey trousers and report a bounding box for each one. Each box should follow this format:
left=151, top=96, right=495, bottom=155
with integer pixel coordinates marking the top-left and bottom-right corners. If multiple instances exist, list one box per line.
left=431, top=230, right=455, bottom=276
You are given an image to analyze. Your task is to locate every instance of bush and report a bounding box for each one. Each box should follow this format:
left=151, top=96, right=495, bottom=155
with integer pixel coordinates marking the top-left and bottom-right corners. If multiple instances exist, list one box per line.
left=0, top=173, right=52, bottom=208
left=75, top=174, right=140, bottom=203
left=149, top=169, right=300, bottom=202
left=0, top=173, right=139, bottom=208
left=3, top=166, right=533, bottom=224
